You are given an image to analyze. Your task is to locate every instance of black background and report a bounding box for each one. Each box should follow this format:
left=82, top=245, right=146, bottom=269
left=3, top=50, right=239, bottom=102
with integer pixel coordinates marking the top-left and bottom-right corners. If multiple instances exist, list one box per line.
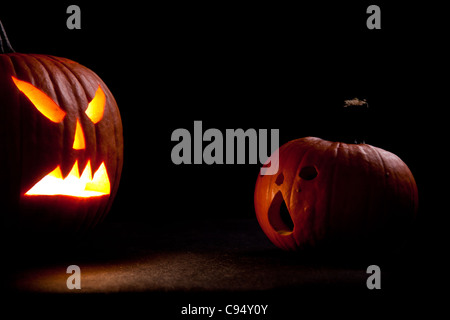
left=1, top=1, right=443, bottom=317
left=2, top=2, right=431, bottom=220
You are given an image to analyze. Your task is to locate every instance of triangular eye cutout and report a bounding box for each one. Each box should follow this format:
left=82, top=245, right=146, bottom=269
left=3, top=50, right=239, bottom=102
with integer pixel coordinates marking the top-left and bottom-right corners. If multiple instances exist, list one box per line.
left=85, top=85, right=105, bottom=124
left=12, top=76, right=66, bottom=123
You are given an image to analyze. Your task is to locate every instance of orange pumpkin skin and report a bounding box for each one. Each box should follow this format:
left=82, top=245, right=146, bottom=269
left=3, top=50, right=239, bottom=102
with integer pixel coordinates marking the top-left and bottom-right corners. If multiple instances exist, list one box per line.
left=254, top=137, right=418, bottom=251
left=0, top=53, right=123, bottom=234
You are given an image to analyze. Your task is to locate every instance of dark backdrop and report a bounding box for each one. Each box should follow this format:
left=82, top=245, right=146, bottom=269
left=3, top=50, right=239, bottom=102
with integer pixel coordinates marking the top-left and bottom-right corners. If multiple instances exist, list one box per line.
left=1, top=0, right=441, bottom=259
left=1, top=1, right=444, bottom=316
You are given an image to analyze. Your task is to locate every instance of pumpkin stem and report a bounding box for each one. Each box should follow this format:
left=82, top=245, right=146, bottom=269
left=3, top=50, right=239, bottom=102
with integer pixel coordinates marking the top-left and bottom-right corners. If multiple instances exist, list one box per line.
left=0, top=20, right=15, bottom=54
left=343, top=97, right=369, bottom=144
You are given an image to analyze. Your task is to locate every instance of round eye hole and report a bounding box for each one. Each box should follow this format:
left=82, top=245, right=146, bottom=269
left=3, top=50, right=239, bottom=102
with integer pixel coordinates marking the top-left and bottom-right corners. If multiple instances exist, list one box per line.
left=275, top=173, right=284, bottom=186
left=299, top=166, right=318, bottom=180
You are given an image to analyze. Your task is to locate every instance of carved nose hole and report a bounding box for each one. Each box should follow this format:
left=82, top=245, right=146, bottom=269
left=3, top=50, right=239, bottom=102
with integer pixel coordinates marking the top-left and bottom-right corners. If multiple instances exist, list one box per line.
left=73, top=118, right=86, bottom=150
left=268, top=191, right=294, bottom=235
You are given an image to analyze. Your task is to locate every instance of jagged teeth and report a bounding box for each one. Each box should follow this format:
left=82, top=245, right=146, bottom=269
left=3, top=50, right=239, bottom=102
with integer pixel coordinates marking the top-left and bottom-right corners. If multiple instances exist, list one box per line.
left=25, top=160, right=110, bottom=198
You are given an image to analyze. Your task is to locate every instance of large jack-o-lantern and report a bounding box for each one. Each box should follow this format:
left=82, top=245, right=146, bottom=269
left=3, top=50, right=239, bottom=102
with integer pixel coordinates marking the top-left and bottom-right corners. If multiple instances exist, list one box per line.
left=0, top=22, right=123, bottom=234
left=254, top=137, right=418, bottom=252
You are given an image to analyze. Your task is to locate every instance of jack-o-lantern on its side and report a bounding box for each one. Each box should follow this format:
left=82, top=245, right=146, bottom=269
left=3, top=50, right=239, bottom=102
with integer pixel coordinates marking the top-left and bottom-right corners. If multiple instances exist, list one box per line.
left=0, top=21, right=123, bottom=234
left=255, top=135, right=418, bottom=252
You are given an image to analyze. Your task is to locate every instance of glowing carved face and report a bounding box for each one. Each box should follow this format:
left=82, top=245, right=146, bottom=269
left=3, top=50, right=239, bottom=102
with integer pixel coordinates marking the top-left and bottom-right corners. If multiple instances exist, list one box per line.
left=12, top=76, right=111, bottom=198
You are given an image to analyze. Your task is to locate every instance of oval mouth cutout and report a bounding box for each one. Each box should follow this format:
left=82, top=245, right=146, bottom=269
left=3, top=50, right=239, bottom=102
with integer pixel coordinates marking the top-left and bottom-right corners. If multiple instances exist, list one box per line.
left=268, top=191, right=294, bottom=235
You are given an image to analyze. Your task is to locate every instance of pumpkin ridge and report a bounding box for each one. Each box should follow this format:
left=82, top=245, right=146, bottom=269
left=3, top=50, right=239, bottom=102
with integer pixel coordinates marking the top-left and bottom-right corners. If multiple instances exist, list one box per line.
left=355, top=144, right=376, bottom=242
left=325, top=141, right=342, bottom=245
left=36, top=54, right=94, bottom=123
left=317, top=140, right=340, bottom=247
left=8, top=53, right=34, bottom=83
left=352, top=144, right=372, bottom=240
left=53, top=55, right=94, bottom=104
left=367, top=144, right=390, bottom=234
left=299, top=139, right=325, bottom=247
left=407, top=165, right=418, bottom=216
left=27, top=54, right=65, bottom=108
left=107, top=91, right=123, bottom=208
left=111, top=101, right=123, bottom=193
left=289, top=140, right=318, bottom=247
left=369, top=145, right=390, bottom=241
left=309, top=139, right=336, bottom=247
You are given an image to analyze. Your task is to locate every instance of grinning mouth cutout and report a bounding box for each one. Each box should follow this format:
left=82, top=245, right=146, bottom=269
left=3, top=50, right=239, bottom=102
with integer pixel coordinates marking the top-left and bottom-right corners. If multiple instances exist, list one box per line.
left=25, top=160, right=110, bottom=198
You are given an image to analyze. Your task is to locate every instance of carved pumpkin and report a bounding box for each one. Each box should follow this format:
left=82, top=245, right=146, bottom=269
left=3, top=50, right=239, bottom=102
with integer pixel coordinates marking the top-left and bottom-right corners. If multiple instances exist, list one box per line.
left=0, top=22, right=123, bottom=234
left=254, top=137, right=418, bottom=252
